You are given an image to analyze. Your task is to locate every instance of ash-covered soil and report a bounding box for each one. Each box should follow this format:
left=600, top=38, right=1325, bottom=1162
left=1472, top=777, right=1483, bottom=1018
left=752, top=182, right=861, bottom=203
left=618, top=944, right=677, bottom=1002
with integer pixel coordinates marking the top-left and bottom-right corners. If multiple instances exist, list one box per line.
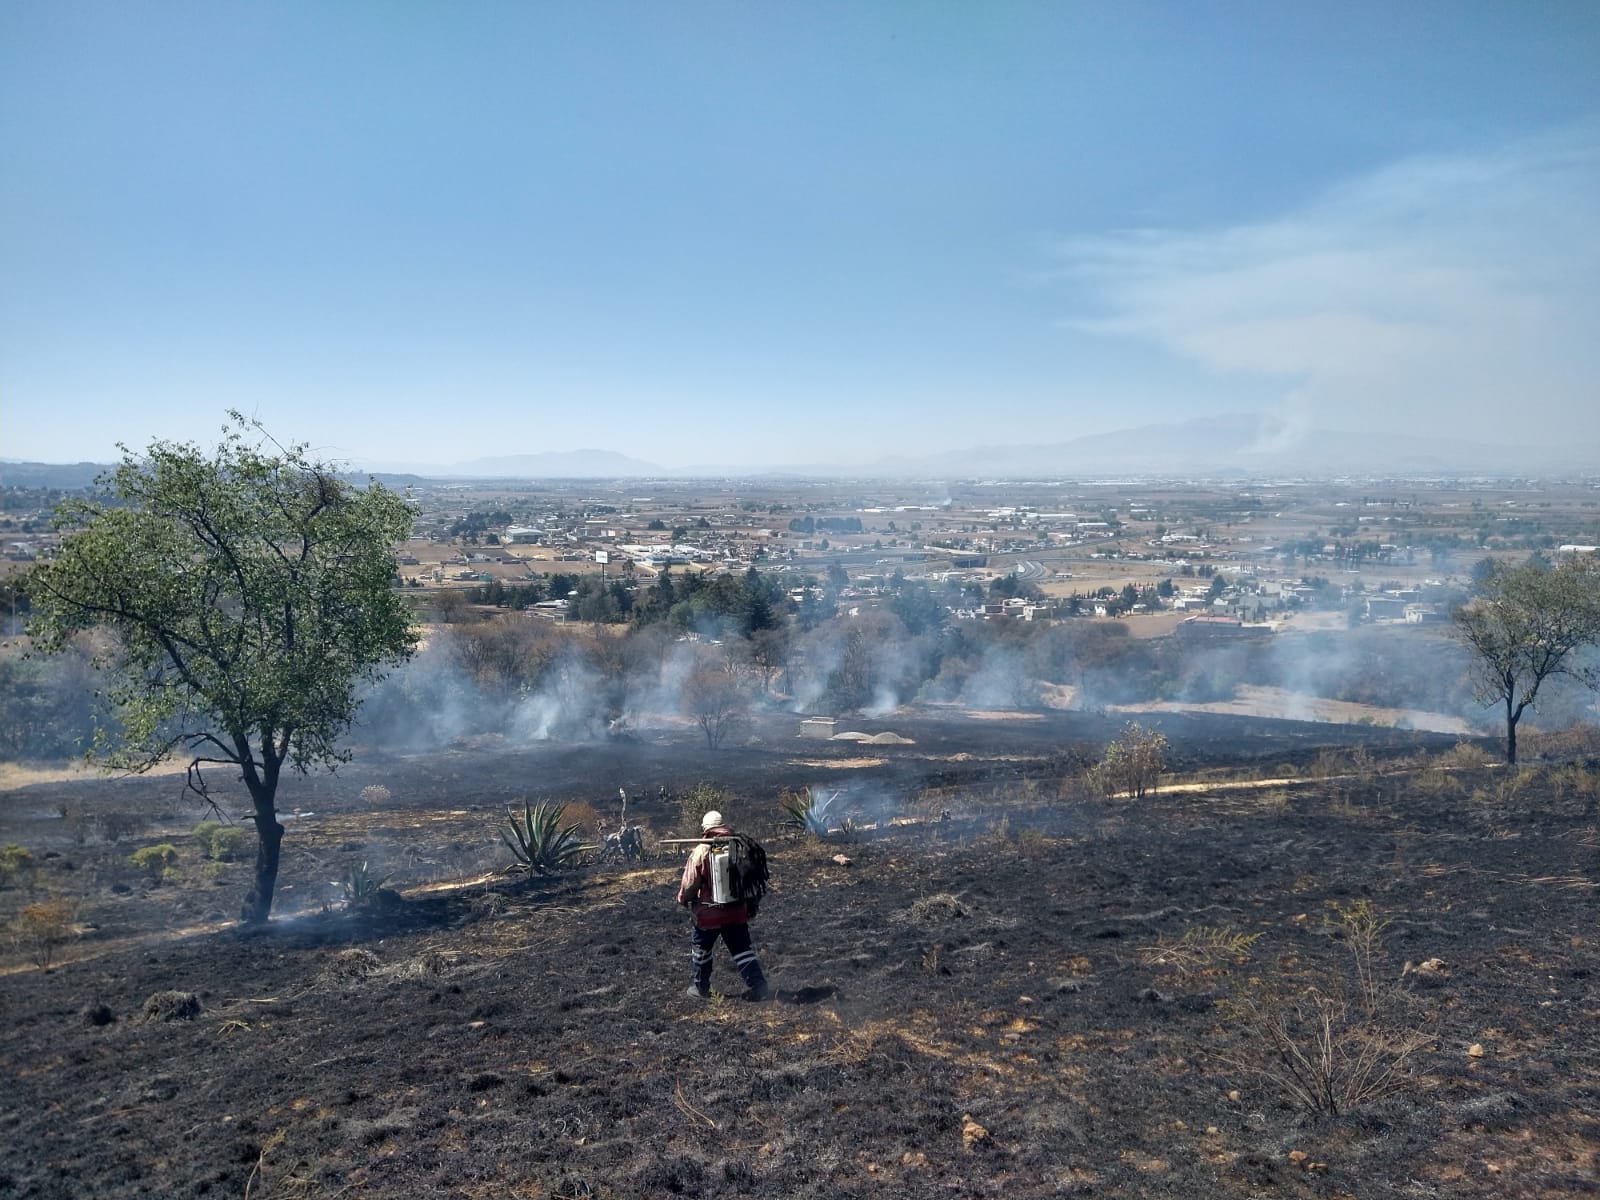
left=2, top=711, right=1597, bottom=1198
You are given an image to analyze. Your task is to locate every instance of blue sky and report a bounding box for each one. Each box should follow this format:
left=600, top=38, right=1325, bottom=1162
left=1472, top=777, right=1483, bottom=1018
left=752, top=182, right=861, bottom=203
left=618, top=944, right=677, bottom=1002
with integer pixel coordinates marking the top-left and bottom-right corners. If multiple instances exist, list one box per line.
left=3, top=2, right=1598, bottom=470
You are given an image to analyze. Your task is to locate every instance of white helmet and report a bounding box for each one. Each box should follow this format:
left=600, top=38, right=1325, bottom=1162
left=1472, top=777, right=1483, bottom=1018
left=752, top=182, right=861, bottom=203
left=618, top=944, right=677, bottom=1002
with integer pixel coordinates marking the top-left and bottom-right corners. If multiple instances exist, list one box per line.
left=701, top=810, right=724, bottom=831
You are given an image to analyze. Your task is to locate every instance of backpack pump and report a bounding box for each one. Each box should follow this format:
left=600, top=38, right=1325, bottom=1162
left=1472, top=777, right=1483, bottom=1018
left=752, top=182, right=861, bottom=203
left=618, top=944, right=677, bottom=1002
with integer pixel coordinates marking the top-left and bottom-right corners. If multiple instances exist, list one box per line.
left=711, top=833, right=769, bottom=914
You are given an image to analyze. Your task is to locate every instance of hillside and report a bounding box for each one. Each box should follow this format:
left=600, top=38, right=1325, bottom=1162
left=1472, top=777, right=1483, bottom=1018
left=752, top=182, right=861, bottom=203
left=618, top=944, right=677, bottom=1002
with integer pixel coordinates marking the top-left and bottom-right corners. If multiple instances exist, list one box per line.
left=1, top=716, right=1596, bottom=1198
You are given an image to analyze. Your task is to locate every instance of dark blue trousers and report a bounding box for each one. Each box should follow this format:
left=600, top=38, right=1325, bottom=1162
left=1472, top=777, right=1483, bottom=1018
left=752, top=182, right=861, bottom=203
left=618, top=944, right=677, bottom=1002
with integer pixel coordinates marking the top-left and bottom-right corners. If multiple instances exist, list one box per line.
left=690, top=922, right=766, bottom=994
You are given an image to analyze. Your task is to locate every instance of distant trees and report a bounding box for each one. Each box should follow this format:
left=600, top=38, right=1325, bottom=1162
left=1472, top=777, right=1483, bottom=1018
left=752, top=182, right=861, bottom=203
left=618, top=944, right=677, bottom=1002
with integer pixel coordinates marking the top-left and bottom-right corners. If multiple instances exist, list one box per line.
left=449, top=510, right=511, bottom=544
left=787, top=516, right=863, bottom=535
left=1450, top=555, right=1600, bottom=764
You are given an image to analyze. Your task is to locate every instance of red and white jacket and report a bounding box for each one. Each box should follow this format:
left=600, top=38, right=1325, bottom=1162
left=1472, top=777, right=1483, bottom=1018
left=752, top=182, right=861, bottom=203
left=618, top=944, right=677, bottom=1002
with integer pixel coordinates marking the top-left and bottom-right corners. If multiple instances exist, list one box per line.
left=677, top=827, right=748, bottom=928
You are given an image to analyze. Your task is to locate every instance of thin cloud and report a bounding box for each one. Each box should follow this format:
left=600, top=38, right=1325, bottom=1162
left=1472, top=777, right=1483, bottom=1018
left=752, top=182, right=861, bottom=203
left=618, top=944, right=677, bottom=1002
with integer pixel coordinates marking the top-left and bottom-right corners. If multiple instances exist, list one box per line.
left=1053, top=125, right=1600, bottom=445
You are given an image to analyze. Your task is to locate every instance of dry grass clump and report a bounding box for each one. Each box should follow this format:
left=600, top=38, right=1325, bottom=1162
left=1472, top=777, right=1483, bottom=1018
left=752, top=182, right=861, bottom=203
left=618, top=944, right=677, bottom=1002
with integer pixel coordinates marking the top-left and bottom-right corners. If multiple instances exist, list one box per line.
left=1469, top=765, right=1540, bottom=810
left=562, top=801, right=601, bottom=838
left=359, top=784, right=393, bottom=806
left=386, top=949, right=459, bottom=980
left=1550, top=762, right=1600, bottom=812
left=1439, top=740, right=1494, bottom=770
left=321, top=947, right=384, bottom=983
left=1141, top=925, right=1260, bottom=978
left=1412, top=765, right=1464, bottom=799
left=318, top=946, right=462, bottom=986
left=899, top=893, right=969, bottom=925
left=142, top=990, right=202, bottom=1022
left=1522, top=722, right=1600, bottom=760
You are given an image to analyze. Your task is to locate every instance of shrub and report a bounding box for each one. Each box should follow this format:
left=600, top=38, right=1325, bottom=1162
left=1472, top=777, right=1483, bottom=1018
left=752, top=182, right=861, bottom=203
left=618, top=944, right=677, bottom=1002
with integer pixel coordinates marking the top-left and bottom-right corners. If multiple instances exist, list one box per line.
left=678, top=783, right=732, bottom=834
left=211, top=826, right=254, bottom=861
left=129, top=844, right=179, bottom=880
left=1217, top=901, right=1432, bottom=1115
left=502, top=800, right=586, bottom=874
left=563, top=801, right=601, bottom=838
left=0, top=843, right=36, bottom=886
left=193, top=821, right=254, bottom=862
left=1440, top=740, right=1493, bottom=770
left=359, top=784, right=393, bottom=806
left=1095, top=722, right=1168, bottom=799
left=12, top=897, right=75, bottom=968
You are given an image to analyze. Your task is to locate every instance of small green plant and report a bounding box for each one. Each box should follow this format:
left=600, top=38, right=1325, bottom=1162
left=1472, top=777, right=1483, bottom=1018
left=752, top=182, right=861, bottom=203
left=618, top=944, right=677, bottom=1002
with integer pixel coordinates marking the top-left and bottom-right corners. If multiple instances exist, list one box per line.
left=129, top=843, right=179, bottom=881
left=341, top=861, right=394, bottom=910
left=778, top=786, right=839, bottom=836
left=502, top=800, right=586, bottom=874
left=11, top=897, right=75, bottom=968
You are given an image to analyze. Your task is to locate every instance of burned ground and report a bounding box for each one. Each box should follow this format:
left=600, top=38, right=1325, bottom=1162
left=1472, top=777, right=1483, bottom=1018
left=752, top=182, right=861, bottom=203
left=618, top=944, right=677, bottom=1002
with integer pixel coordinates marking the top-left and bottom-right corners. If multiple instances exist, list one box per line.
left=1, top=710, right=1597, bottom=1198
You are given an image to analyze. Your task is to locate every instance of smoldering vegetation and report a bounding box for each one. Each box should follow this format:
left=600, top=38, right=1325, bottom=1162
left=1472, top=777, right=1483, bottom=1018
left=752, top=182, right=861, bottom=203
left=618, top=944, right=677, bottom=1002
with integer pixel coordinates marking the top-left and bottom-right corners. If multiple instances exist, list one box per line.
left=0, top=637, right=120, bottom=761
left=7, top=599, right=1597, bottom=765
left=354, top=604, right=1600, bottom=753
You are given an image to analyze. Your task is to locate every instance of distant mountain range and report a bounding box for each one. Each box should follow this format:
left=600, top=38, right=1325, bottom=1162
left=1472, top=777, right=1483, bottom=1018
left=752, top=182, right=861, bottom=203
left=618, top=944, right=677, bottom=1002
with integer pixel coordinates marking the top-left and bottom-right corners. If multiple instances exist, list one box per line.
left=371, top=448, right=666, bottom=478
left=4, top=415, right=1584, bottom=487
left=888, top=415, right=1581, bottom=479
left=365, top=414, right=1586, bottom=478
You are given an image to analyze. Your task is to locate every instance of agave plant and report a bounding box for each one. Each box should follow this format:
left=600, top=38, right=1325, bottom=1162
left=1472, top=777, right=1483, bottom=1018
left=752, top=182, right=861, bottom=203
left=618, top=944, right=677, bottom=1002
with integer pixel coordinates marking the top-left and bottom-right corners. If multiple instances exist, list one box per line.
left=502, top=800, right=586, bottom=874
left=778, top=787, right=839, bottom=837
left=341, top=861, right=394, bottom=910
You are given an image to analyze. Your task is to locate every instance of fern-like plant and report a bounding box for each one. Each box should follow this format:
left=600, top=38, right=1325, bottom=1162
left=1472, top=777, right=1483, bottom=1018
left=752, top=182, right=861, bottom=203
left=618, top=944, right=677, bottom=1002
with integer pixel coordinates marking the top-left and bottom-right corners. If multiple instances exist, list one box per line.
left=502, top=800, right=586, bottom=874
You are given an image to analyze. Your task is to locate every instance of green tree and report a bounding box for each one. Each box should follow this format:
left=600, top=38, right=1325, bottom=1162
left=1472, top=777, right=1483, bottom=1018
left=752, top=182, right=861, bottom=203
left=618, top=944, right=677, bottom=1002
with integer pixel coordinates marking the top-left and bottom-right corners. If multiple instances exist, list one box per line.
left=889, top=582, right=947, bottom=636
left=1450, top=555, right=1600, bottom=764
left=25, top=416, right=417, bottom=923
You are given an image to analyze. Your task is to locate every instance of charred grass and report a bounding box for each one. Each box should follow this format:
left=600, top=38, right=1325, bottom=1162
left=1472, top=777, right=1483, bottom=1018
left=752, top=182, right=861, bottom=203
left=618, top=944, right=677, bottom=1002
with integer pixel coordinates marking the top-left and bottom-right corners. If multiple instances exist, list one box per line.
left=1, top=722, right=1597, bottom=1198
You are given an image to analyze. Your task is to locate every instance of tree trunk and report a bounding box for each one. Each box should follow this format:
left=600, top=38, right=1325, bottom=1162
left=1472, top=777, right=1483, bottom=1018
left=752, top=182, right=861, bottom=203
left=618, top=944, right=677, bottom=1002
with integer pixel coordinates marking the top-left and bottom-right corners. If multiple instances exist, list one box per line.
left=241, top=796, right=284, bottom=925
left=1504, top=697, right=1518, bottom=766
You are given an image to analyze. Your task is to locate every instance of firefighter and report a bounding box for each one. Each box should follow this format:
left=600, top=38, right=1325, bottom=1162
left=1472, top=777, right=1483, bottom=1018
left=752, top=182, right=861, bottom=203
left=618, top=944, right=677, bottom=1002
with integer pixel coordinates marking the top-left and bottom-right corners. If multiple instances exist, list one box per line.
left=677, top=810, right=771, bottom=1001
